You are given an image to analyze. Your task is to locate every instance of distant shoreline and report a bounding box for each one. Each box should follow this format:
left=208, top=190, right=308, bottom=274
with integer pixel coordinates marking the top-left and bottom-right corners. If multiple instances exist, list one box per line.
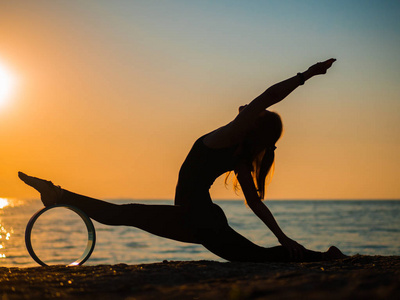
left=14, top=198, right=400, bottom=203
left=1, top=255, right=399, bottom=299
left=105, top=199, right=400, bottom=202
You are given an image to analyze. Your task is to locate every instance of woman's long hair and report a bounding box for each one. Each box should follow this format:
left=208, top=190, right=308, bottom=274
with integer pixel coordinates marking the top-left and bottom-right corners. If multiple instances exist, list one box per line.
left=226, top=111, right=283, bottom=200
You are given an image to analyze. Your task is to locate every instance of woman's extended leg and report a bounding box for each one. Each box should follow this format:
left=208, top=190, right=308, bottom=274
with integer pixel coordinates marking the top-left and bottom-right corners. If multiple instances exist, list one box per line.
left=59, top=190, right=200, bottom=244
left=19, top=172, right=199, bottom=244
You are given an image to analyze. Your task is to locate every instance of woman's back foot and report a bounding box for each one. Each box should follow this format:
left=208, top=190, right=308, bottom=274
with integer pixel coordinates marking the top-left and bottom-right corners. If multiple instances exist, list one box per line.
left=18, top=172, right=62, bottom=207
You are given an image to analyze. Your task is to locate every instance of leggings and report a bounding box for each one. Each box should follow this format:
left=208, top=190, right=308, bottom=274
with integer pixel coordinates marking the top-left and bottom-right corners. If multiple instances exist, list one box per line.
left=59, top=189, right=324, bottom=262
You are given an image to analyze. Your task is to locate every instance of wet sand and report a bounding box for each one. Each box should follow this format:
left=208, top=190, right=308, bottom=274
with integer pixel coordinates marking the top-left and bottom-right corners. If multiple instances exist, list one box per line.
left=1, top=255, right=399, bottom=299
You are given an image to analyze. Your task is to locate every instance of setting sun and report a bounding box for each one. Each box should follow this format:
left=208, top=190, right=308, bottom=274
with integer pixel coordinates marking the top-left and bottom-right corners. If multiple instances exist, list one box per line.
left=0, top=198, right=9, bottom=209
left=0, top=61, right=17, bottom=108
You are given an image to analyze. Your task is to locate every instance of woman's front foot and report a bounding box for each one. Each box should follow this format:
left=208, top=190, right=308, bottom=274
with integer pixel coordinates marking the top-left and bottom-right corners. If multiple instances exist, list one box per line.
left=18, top=172, right=63, bottom=207
left=325, top=246, right=348, bottom=260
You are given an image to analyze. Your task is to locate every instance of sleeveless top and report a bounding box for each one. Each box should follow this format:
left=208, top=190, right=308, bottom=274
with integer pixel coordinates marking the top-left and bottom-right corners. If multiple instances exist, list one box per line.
left=175, top=133, right=240, bottom=207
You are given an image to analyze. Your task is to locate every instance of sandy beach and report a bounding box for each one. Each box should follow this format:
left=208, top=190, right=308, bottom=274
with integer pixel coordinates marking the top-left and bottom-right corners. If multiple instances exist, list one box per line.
left=1, top=255, right=399, bottom=299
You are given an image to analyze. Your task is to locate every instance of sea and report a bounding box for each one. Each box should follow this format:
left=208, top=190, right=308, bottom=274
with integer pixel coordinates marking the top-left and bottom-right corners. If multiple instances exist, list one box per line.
left=1, top=198, right=399, bottom=267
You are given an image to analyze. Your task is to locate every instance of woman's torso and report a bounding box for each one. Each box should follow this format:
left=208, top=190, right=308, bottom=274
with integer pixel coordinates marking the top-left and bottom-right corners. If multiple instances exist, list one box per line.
left=174, top=133, right=240, bottom=207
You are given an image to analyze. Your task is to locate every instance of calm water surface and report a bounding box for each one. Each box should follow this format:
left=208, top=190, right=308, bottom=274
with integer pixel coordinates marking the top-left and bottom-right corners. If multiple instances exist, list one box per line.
left=1, top=199, right=399, bottom=267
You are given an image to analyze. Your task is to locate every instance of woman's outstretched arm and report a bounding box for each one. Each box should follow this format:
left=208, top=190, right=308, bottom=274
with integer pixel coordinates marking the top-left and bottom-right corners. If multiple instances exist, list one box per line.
left=233, top=58, right=336, bottom=129
left=203, top=58, right=336, bottom=148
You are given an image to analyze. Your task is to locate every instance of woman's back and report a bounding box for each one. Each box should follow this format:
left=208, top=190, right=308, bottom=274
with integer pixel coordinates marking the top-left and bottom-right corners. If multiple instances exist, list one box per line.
left=174, top=134, right=238, bottom=206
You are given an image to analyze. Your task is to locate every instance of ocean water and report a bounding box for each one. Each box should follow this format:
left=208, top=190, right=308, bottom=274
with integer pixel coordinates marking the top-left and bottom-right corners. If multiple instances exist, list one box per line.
left=0, top=198, right=399, bottom=267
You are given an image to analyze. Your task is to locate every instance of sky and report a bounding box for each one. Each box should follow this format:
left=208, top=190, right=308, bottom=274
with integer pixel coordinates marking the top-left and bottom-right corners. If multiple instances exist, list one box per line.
left=0, top=0, right=399, bottom=200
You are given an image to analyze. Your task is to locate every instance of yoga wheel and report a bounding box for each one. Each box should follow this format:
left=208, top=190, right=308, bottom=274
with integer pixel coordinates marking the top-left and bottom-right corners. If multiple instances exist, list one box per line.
left=25, top=204, right=96, bottom=266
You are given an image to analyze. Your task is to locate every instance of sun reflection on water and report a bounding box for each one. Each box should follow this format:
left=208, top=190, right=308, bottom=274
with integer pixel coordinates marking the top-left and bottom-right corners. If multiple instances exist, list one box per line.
left=0, top=225, right=11, bottom=259
left=0, top=198, right=12, bottom=259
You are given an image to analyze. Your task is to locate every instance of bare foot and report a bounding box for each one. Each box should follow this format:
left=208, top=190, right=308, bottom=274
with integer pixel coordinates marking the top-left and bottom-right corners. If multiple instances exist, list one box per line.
left=325, top=246, right=347, bottom=260
left=18, top=172, right=62, bottom=206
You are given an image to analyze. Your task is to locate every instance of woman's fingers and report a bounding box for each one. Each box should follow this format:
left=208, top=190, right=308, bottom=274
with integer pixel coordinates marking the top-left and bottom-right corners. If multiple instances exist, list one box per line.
left=323, top=58, right=336, bottom=70
left=325, top=58, right=336, bottom=65
left=294, top=242, right=306, bottom=260
left=281, top=237, right=306, bottom=260
left=308, top=58, right=336, bottom=76
left=291, top=245, right=303, bottom=260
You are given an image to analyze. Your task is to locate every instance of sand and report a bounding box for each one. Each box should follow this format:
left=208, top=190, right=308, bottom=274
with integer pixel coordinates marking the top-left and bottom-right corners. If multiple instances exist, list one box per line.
left=1, top=255, right=399, bottom=299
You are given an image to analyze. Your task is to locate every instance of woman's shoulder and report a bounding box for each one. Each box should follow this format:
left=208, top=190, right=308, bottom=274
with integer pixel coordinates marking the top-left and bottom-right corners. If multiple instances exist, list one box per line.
left=202, top=123, right=247, bottom=149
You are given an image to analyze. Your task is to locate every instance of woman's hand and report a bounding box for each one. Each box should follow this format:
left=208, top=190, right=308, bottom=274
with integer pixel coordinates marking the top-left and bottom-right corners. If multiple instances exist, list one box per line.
left=278, top=235, right=306, bottom=260
left=307, top=58, right=336, bottom=77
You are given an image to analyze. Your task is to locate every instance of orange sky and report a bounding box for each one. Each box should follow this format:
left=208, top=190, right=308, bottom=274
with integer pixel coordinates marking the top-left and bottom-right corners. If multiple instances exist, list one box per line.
left=1, top=1, right=399, bottom=200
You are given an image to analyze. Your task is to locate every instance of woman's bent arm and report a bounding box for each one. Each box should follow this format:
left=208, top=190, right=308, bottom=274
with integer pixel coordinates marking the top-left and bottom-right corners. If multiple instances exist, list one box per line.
left=236, top=165, right=286, bottom=240
left=236, top=164, right=306, bottom=259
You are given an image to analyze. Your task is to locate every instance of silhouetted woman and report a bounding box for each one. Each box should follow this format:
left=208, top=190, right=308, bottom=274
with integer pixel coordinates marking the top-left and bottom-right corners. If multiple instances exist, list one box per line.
left=19, top=58, right=346, bottom=262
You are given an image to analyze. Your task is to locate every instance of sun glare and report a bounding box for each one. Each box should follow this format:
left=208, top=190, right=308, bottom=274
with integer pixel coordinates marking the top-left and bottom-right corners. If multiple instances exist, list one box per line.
left=0, top=62, right=17, bottom=108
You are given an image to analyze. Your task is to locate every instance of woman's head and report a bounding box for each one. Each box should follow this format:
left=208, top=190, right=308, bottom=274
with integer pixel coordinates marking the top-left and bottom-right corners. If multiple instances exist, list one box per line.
left=246, top=110, right=283, bottom=199
left=227, top=110, right=283, bottom=200
left=246, top=110, right=283, bottom=154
